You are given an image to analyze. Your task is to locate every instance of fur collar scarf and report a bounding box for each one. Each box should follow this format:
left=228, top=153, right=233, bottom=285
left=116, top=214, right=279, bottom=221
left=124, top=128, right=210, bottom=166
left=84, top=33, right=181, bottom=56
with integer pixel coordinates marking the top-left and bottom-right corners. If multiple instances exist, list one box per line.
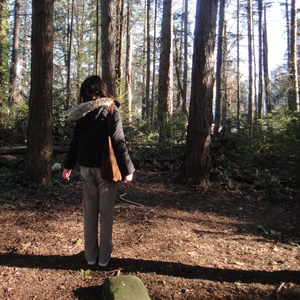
left=68, top=97, right=115, bottom=122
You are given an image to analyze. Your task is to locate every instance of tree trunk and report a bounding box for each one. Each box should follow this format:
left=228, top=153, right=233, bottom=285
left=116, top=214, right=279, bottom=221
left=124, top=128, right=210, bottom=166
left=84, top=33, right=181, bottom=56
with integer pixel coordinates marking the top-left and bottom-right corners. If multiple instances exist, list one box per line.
left=288, top=0, right=299, bottom=111
left=95, top=0, right=99, bottom=74
left=116, top=0, right=125, bottom=92
left=66, top=0, right=74, bottom=110
left=257, top=0, right=263, bottom=119
left=9, top=0, right=21, bottom=106
left=236, top=0, right=241, bottom=131
left=263, top=4, right=271, bottom=113
left=214, top=0, right=225, bottom=135
left=145, top=0, right=151, bottom=121
left=158, top=0, right=173, bottom=142
left=182, top=0, right=188, bottom=115
left=125, top=0, right=132, bottom=122
left=0, top=0, right=4, bottom=123
left=221, top=22, right=228, bottom=132
left=26, top=0, right=53, bottom=186
left=141, top=2, right=146, bottom=120
left=101, top=0, right=116, bottom=96
left=182, top=0, right=218, bottom=187
left=151, top=0, right=158, bottom=125
left=247, top=0, right=254, bottom=134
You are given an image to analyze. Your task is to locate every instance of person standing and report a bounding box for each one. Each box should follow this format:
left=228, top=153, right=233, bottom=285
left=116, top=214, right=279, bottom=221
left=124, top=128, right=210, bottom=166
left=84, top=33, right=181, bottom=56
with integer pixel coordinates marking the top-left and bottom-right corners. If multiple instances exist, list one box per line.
left=62, top=75, right=134, bottom=267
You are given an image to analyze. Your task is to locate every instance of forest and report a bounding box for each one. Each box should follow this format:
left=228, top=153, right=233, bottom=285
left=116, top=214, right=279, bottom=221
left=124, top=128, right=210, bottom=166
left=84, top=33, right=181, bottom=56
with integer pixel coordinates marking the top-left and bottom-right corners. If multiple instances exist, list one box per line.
left=0, top=0, right=299, bottom=299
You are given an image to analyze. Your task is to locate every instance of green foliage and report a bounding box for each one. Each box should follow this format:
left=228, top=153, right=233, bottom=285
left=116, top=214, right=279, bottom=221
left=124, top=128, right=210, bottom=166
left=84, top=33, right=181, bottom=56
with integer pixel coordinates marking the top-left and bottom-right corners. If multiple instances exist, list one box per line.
left=0, top=3, right=10, bottom=101
left=0, top=102, right=29, bottom=144
left=213, top=111, right=300, bottom=202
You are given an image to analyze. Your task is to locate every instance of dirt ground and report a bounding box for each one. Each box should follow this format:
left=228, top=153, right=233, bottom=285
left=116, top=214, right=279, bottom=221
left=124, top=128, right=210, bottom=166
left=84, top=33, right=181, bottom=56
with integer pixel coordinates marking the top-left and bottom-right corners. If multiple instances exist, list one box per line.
left=0, top=169, right=299, bottom=300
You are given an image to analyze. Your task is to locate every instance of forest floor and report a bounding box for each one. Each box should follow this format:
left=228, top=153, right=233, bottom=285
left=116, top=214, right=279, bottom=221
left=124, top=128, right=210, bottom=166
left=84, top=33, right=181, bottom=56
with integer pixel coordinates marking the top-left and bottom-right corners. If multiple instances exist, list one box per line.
left=0, top=167, right=300, bottom=300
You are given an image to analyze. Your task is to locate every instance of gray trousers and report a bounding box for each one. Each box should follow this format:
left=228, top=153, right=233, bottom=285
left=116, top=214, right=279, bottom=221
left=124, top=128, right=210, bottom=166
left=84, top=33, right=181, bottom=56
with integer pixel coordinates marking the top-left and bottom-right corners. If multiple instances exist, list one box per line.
left=80, top=166, right=118, bottom=264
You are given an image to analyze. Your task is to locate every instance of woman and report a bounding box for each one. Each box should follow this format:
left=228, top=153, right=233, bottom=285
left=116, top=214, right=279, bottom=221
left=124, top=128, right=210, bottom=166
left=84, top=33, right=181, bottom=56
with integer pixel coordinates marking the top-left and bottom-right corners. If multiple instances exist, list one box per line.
left=62, top=75, right=134, bottom=267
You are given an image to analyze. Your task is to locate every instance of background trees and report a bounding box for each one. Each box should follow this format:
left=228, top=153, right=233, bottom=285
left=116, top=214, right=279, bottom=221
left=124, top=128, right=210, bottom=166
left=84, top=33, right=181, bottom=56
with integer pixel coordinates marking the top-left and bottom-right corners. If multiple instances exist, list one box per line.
left=0, top=0, right=299, bottom=186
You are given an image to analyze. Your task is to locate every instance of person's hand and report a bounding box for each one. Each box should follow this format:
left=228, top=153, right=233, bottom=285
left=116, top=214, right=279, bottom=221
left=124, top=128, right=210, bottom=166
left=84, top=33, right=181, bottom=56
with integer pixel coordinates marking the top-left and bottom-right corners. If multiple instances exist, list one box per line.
left=62, top=169, right=72, bottom=180
left=123, top=173, right=133, bottom=183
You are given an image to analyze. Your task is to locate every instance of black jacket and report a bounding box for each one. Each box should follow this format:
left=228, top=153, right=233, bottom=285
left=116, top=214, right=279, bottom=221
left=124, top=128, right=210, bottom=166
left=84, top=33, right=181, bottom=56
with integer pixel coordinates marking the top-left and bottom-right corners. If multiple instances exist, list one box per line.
left=64, top=97, right=135, bottom=178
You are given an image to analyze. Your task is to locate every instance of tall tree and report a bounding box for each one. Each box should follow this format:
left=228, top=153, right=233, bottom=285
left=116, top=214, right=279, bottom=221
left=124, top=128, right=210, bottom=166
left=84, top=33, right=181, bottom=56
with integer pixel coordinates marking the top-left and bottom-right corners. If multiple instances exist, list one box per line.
left=182, top=0, right=218, bottom=186
left=288, top=0, right=299, bottom=111
left=247, top=0, right=254, bottom=134
left=157, top=0, right=173, bottom=142
left=96, top=0, right=99, bottom=74
left=66, top=0, right=74, bottom=109
left=0, top=0, right=4, bottom=122
left=263, top=4, right=271, bottom=112
left=145, top=0, right=151, bottom=121
left=26, top=0, right=53, bottom=185
left=236, top=0, right=241, bottom=131
left=214, top=0, right=225, bottom=135
left=101, top=0, right=116, bottom=95
left=116, top=0, right=125, bottom=89
left=9, top=0, right=22, bottom=106
left=125, top=0, right=132, bottom=121
left=151, top=0, right=158, bottom=124
left=257, top=0, right=263, bottom=119
left=182, top=0, right=188, bottom=115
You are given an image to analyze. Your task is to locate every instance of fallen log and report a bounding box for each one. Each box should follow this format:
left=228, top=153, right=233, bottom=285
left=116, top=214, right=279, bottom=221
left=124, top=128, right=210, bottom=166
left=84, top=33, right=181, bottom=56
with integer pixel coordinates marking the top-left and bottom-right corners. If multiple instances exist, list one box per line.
left=0, top=145, right=69, bottom=155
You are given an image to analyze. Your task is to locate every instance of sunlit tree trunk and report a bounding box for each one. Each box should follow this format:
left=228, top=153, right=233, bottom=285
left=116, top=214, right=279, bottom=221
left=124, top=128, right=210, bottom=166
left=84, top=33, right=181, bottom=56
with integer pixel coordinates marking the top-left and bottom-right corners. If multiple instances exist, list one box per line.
left=236, top=0, right=241, bottom=131
left=116, top=0, right=125, bottom=93
left=95, top=0, right=99, bottom=74
left=257, top=0, right=263, bottom=119
left=0, top=0, right=3, bottom=122
left=101, top=0, right=116, bottom=95
left=141, top=1, right=146, bottom=120
left=125, top=0, right=132, bottom=121
left=285, top=0, right=290, bottom=58
left=214, top=0, right=225, bottom=135
left=26, top=0, right=53, bottom=186
left=182, top=0, right=188, bottom=115
left=9, top=0, right=21, bottom=106
left=174, top=29, right=183, bottom=110
left=263, top=4, right=271, bottom=112
left=288, top=0, right=299, bottom=111
left=182, top=0, right=218, bottom=187
left=145, top=0, right=151, bottom=121
left=158, top=0, right=173, bottom=142
left=150, top=0, right=158, bottom=124
left=221, top=21, right=228, bottom=131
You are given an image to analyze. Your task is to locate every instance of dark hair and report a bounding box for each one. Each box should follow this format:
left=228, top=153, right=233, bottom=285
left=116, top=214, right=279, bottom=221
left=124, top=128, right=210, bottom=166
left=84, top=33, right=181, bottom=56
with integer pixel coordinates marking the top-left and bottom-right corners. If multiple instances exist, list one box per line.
left=80, top=75, right=115, bottom=102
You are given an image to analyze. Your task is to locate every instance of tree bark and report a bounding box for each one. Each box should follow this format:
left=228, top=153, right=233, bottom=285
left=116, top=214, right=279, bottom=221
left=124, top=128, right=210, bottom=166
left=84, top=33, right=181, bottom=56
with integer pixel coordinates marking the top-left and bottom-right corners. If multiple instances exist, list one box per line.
left=9, top=0, right=21, bottom=106
left=257, top=0, right=263, bottom=119
left=247, top=0, right=254, bottom=134
left=0, top=0, right=4, bottom=123
left=182, top=0, right=218, bottom=187
left=125, top=0, right=132, bottom=122
left=66, top=0, right=74, bottom=110
left=214, top=0, right=225, bottom=135
left=158, top=0, right=173, bottom=142
left=288, top=0, right=299, bottom=111
left=236, top=0, right=241, bottom=131
left=151, top=0, right=158, bottom=125
left=263, top=4, right=271, bottom=113
left=182, top=0, right=188, bottom=115
left=101, top=0, right=116, bottom=96
left=145, top=0, right=151, bottom=121
left=26, top=0, right=53, bottom=186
